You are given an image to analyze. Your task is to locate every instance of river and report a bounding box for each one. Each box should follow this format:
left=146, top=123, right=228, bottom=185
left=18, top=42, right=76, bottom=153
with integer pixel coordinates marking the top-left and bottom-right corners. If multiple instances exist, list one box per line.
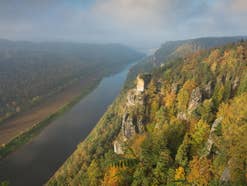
left=0, top=63, right=133, bottom=186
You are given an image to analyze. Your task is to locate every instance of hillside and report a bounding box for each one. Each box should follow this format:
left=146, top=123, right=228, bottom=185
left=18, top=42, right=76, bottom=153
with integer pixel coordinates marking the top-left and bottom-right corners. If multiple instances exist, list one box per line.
left=0, top=40, right=143, bottom=122
left=127, top=36, right=246, bottom=82
left=48, top=41, right=247, bottom=185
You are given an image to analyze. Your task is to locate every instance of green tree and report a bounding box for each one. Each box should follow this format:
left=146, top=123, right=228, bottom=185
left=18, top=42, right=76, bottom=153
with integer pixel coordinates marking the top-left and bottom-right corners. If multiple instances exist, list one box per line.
left=175, top=134, right=191, bottom=167
left=87, top=160, right=102, bottom=186
left=191, top=120, right=210, bottom=155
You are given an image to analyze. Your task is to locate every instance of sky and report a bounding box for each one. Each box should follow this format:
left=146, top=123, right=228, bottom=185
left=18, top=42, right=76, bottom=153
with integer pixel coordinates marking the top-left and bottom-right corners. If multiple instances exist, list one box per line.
left=0, top=0, right=246, bottom=49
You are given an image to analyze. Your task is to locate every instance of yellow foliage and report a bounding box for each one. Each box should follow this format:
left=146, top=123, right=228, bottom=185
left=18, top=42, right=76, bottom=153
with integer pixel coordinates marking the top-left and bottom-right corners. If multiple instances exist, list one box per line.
left=130, top=134, right=146, bottom=156
left=175, top=166, right=185, bottom=181
left=164, top=92, right=176, bottom=108
left=183, top=80, right=197, bottom=92
left=207, top=49, right=221, bottom=65
left=210, top=61, right=217, bottom=73
left=187, top=156, right=212, bottom=185
left=222, top=49, right=237, bottom=68
left=177, top=80, right=197, bottom=111
left=217, top=93, right=247, bottom=182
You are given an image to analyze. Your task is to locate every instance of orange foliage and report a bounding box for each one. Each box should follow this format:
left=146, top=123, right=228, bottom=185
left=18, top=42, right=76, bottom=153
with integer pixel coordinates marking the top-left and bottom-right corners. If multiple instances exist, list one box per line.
left=131, top=134, right=146, bottom=156
left=187, top=156, right=212, bottom=185
left=102, top=167, right=121, bottom=186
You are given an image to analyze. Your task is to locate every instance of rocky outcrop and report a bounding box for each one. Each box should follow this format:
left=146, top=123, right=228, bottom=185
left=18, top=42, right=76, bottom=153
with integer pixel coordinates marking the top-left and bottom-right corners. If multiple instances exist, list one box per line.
left=220, top=167, right=230, bottom=183
left=188, top=87, right=202, bottom=113
left=136, top=75, right=145, bottom=92
left=122, top=113, right=137, bottom=138
left=177, top=112, right=188, bottom=121
left=126, top=89, right=144, bottom=106
left=171, top=83, right=178, bottom=94
left=206, top=117, right=222, bottom=155
left=113, top=74, right=150, bottom=154
left=136, top=74, right=151, bottom=92
left=232, top=77, right=239, bottom=91
left=113, top=140, right=124, bottom=155
left=177, top=87, right=202, bottom=120
left=204, top=81, right=213, bottom=98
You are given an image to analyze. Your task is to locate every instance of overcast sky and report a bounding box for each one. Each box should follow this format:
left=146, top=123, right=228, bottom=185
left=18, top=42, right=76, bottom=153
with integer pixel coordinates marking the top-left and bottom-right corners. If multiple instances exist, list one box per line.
left=0, top=0, right=246, bottom=49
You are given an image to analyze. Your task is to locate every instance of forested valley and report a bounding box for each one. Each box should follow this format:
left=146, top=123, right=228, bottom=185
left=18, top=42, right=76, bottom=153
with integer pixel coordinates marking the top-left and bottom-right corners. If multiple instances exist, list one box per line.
left=0, top=39, right=143, bottom=122
left=48, top=40, right=247, bottom=186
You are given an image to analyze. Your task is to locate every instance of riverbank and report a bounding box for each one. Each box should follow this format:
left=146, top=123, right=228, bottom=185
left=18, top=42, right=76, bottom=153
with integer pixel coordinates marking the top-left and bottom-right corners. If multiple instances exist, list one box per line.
left=0, top=77, right=101, bottom=160
left=0, top=63, right=133, bottom=186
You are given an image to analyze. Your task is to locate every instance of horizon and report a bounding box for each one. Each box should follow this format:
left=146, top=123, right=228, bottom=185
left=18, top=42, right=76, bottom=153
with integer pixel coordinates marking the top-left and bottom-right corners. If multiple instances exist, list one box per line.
left=1, top=35, right=246, bottom=54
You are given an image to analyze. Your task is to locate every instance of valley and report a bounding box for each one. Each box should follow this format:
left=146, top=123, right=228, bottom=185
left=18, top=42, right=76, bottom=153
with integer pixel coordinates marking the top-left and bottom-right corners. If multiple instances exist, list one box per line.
left=1, top=1, right=246, bottom=186
left=0, top=40, right=143, bottom=158
left=0, top=63, right=135, bottom=186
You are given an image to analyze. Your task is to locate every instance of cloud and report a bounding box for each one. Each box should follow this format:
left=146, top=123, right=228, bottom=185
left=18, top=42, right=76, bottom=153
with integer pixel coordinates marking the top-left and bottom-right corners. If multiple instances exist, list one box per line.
left=0, top=0, right=246, bottom=48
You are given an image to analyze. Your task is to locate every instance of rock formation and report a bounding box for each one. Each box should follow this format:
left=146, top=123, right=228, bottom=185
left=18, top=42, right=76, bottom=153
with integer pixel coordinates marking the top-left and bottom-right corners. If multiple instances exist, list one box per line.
left=113, top=140, right=124, bottom=155
left=113, top=74, right=150, bottom=154
left=206, top=117, right=222, bottom=155
left=136, top=74, right=151, bottom=92
left=188, top=87, right=202, bottom=113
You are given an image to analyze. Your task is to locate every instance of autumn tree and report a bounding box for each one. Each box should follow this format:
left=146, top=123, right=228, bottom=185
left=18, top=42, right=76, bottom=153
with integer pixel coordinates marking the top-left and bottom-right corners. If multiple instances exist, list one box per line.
left=187, top=156, right=212, bottom=185
left=102, top=167, right=121, bottom=186
left=217, top=93, right=247, bottom=184
left=175, top=166, right=186, bottom=185
left=87, top=160, right=102, bottom=186
left=177, top=80, right=197, bottom=111
left=190, top=120, right=210, bottom=155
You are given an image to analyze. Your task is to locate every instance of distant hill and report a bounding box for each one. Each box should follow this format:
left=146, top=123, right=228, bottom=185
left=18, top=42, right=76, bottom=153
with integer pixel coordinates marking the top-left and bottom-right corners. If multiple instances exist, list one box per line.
left=127, top=36, right=247, bottom=81
left=0, top=40, right=143, bottom=121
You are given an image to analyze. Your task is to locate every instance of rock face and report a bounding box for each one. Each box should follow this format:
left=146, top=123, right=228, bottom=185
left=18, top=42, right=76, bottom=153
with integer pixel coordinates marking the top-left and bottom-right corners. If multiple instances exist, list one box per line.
left=126, top=89, right=144, bottom=106
left=188, top=87, right=202, bottom=112
left=113, top=140, right=124, bottom=154
left=232, top=77, right=239, bottom=91
left=177, top=112, right=188, bottom=121
left=171, top=83, right=178, bottom=94
left=113, top=74, right=150, bottom=154
left=204, top=81, right=213, bottom=98
left=177, top=86, right=202, bottom=120
left=122, top=113, right=137, bottom=138
left=220, top=167, right=230, bottom=183
left=136, top=75, right=145, bottom=92
left=206, top=117, right=222, bottom=155
left=136, top=74, right=151, bottom=92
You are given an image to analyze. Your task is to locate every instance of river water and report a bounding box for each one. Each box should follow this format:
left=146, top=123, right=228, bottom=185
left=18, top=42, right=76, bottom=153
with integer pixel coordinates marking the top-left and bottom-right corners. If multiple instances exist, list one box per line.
left=0, top=64, right=133, bottom=186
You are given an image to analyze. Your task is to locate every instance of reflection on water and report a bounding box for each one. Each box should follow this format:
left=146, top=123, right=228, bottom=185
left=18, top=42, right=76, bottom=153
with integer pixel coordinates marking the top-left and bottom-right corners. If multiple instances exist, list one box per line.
left=0, top=64, right=132, bottom=186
